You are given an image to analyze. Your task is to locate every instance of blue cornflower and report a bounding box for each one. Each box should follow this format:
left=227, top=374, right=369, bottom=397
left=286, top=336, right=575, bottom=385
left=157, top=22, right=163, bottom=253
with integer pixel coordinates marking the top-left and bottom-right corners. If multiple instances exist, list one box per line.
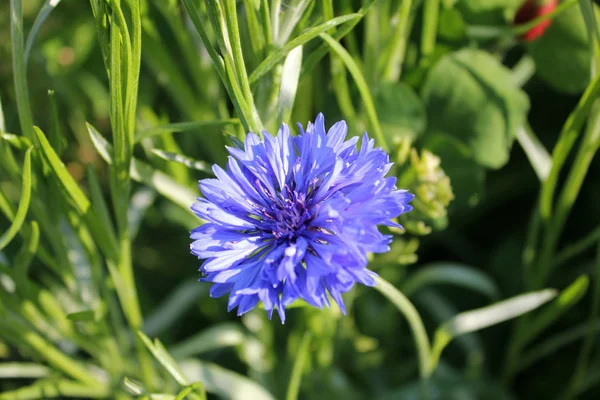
left=191, top=114, right=413, bottom=322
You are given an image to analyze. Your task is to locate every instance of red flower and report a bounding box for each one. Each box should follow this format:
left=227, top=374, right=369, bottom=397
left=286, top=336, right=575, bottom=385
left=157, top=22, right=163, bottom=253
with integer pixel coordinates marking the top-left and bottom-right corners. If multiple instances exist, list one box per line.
left=514, top=0, right=558, bottom=42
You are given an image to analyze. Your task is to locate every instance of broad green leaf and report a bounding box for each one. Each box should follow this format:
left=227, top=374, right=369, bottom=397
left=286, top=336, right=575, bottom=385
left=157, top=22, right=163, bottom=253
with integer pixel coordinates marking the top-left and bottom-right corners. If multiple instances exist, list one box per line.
left=456, top=0, right=522, bottom=25
left=87, top=123, right=197, bottom=215
left=0, top=147, right=33, bottom=251
left=151, top=149, right=212, bottom=174
left=421, top=133, right=485, bottom=209
left=528, top=3, right=597, bottom=94
left=422, top=49, right=530, bottom=169
left=249, top=14, right=361, bottom=84
left=402, top=262, right=500, bottom=299
left=138, top=331, right=189, bottom=386
left=428, top=289, right=557, bottom=372
left=179, top=359, right=276, bottom=400
left=519, top=275, right=589, bottom=347
left=375, top=83, right=426, bottom=142
left=169, top=323, right=245, bottom=360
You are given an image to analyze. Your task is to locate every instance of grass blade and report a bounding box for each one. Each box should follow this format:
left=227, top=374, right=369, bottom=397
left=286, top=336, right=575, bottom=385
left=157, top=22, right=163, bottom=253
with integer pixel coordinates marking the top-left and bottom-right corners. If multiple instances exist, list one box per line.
left=277, top=45, right=303, bottom=123
left=0, top=147, right=33, bottom=251
left=285, top=331, right=311, bottom=400
left=138, top=331, right=189, bottom=386
left=429, top=289, right=557, bottom=373
left=151, top=149, right=212, bottom=174
left=402, top=262, right=501, bottom=300
left=249, top=14, right=361, bottom=84
left=319, top=32, right=387, bottom=151
left=515, top=124, right=552, bottom=182
left=24, top=0, right=63, bottom=66
left=169, top=323, right=245, bottom=360
left=136, top=119, right=241, bottom=143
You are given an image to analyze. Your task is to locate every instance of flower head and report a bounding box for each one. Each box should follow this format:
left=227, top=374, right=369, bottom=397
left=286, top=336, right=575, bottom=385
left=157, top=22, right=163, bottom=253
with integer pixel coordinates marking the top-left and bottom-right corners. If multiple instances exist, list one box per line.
left=191, top=114, right=413, bottom=322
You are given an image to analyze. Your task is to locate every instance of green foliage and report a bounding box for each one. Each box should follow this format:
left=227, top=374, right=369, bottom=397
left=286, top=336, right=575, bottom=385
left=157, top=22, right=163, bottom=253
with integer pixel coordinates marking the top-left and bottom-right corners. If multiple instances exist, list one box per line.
left=1, top=0, right=600, bottom=399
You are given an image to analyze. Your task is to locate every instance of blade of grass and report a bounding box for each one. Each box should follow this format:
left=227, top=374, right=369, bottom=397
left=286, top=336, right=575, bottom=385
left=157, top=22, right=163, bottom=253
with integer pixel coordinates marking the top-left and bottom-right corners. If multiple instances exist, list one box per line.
left=0, top=147, right=33, bottom=251
left=285, top=331, right=311, bottom=400
left=319, top=32, right=387, bottom=151
left=136, top=119, right=240, bottom=142
left=515, top=124, right=552, bottom=182
left=169, top=323, right=245, bottom=360
left=24, top=0, right=63, bottom=66
left=150, top=149, right=213, bottom=174
left=249, top=14, right=361, bottom=84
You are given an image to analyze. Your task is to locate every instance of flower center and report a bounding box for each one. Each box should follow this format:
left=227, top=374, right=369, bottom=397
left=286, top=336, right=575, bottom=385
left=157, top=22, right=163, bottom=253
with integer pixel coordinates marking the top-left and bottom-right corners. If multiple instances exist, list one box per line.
left=271, top=187, right=313, bottom=240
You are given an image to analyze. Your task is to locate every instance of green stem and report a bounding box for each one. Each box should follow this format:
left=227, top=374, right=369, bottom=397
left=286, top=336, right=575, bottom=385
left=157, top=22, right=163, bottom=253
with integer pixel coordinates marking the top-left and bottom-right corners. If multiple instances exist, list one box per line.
left=10, top=0, right=35, bottom=140
left=420, top=0, right=439, bottom=66
left=381, top=0, right=414, bottom=81
left=0, top=379, right=110, bottom=400
left=373, top=275, right=432, bottom=378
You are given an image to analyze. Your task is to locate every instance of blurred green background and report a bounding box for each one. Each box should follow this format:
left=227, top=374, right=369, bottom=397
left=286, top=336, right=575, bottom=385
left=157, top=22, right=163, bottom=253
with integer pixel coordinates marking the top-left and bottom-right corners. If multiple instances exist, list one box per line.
left=2, top=0, right=600, bottom=399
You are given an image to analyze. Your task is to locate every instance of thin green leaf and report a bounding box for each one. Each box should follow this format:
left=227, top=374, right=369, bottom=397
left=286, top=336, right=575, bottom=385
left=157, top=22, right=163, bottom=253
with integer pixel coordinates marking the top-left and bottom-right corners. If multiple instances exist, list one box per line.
left=0, top=363, right=50, bottom=379
left=277, top=46, right=303, bottom=124
left=174, top=382, right=207, bottom=400
left=429, top=289, right=557, bottom=373
left=319, top=32, right=387, bottom=151
left=402, top=262, right=501, bottom=300
left=11, top=0, right=35, bottom=140
left=123, top=377, right=146, bottom=395
left=151, top=149, right=212, bottom=174
left=25, top=0, right=63, bottom=66
left=87, top=123, right=197, bottom=215
left=13, top=221, right=39, bottom=288
left=135, top=119, right=240, bottom=142
left=179, top=359, right=276, bottom=400
left=138, top=331, right=189, bottom=386
left=66, top=310, right=96, bottom=322
left=515, top=124, right=552, bottom=182
left=373, top=275, right=432, bottom=378
left=285, top=331, right=311, bottom=400
left=169, top=323, right=245, bottom=360
left=519, top=320, right=600, bottom=372
left=0, top=378, right=110, bottom=399
left=128, top=187, right=156, bottom=240
left=0, top=147, right=33, bottom=251
left=144, top=279, right=205, bottom=337
left=1, top=133, right=33, bottom=150
left=249, top=14, right=361, bottom=84
left=519, top=276, right=590, bottom=348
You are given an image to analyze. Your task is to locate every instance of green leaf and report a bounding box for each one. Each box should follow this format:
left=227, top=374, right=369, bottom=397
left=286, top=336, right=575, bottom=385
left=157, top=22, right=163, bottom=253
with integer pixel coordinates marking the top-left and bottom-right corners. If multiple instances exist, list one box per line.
left=277, top=45, right=303, bottom=124
left=402, top=262, right=501, bottom=300
left=420, top=133, right=485, bottom=209
left=0, top=147, right=33, bottom=251
left=249, top=13, right=361, bottom=84
left=375, top=82, right=426, bottom=142
left=456, top=0, right=522, bottom=25
left=138, top=331, right=189, bottom=387
left=25, top=0, right=63, bottom=66
left=87, top=123, right=197, bottom=216
left=151, top=149, right=212, bottom=174
left=144, top=280, right=206, bottom=337
left=128, top=187, right=156, bottom=240
left=169, top=323, right=245, bottom=360
left=0, top=362, right=50, bottom=379
left=13, top=221, right=39, bottom=288
left=66, top=310, right=96, bottom=322
left=285, top=331, right=312, bottom=400
left=135, top=119, right=241, bottom=143
left=528, top=3, right=597, bottom=94
left=519, top=275, right=590, bottom=348
left=174, top=382, right=207, bottom=400
left=1, top=133, right=33, bottom=150
left=179, top=359, right=276, bottom=400
left=320, top=33, right=387, bottom=151
left=422, top=49, right=530, bottom=169
left=428, top=288, right=557, bottom=372
left=515, top=124, right=552, bottom=182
